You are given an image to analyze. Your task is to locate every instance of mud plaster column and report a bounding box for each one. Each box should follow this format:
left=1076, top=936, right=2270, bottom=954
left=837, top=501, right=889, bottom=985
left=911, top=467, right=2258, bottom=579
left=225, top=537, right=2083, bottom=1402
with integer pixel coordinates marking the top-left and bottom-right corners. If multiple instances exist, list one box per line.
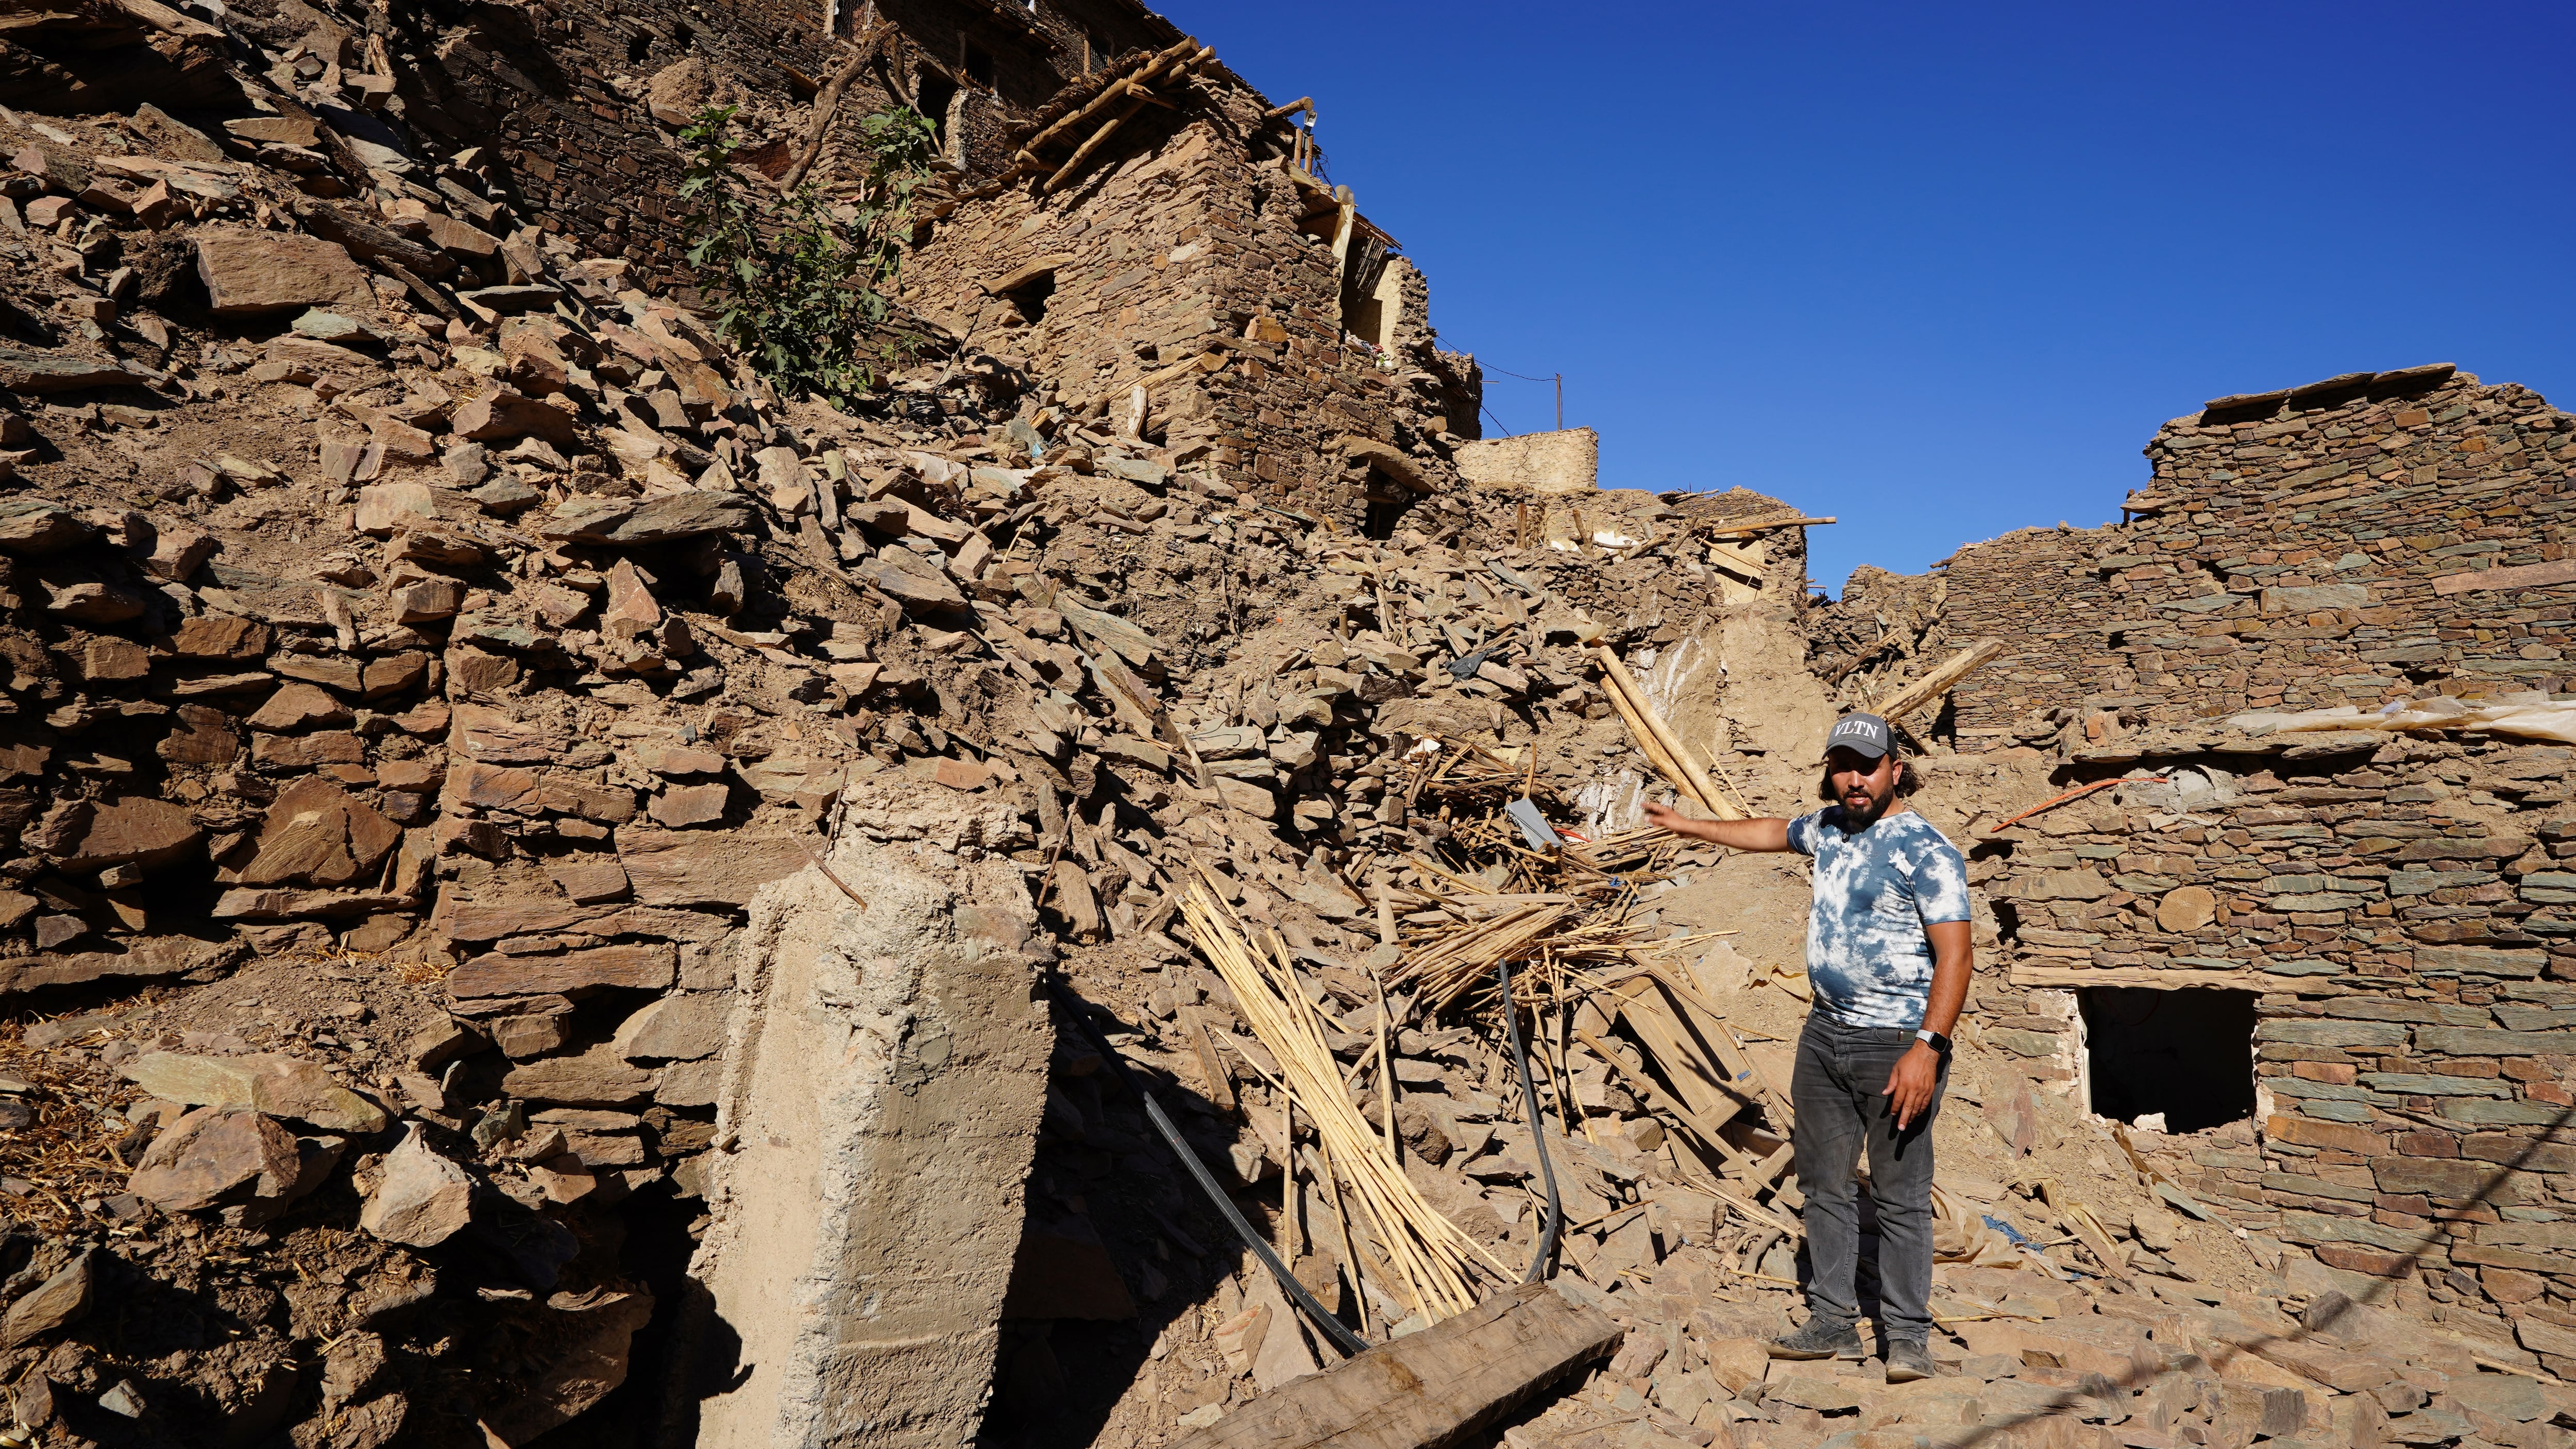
left=683, top=790, right=1049, bottom=1448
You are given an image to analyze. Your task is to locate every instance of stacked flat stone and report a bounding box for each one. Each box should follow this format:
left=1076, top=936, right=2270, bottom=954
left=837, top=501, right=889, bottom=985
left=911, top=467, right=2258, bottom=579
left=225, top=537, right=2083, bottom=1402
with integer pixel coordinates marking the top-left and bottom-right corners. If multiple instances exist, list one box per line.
left=1974, top=729, right=2576, bottom=1362
left=1912, top=366, right=2576, bottom=742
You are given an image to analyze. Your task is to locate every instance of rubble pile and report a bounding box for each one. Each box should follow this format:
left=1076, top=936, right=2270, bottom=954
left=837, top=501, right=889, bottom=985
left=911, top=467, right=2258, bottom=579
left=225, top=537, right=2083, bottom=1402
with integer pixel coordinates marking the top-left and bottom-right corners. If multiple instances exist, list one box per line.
left=0, top=0, right=2564, bottom=1443
left=0, top=0, right=1855, bottom=1431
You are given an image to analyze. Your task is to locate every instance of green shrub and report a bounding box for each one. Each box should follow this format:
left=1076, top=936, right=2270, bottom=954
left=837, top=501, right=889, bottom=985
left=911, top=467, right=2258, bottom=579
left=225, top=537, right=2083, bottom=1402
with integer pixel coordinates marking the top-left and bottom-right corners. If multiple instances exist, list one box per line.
left=675, top=104, right=938, bottom=410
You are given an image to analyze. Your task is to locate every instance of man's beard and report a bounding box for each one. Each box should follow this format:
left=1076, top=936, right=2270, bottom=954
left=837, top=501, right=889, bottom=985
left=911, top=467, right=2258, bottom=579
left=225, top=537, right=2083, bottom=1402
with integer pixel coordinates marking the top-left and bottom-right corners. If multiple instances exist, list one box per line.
left=1840, top=788, right=1889, bottom=826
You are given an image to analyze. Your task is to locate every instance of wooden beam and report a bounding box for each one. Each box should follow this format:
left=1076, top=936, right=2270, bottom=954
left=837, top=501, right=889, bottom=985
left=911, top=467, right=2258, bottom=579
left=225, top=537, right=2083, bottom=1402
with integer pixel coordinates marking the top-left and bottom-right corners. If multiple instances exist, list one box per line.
left=1592, top=646, right=1736, bottom=820
left=1139, top=348, right=1227, bottom=394
left=1043, top=91, right=1151, bottom=192
left=1166, top=1280, right=1620, bottom=1449
left=1018, top=36, right=1200, bottom=158
left=1696, top=514, right=1834, bottom=540
left=982, top=252, right=1075, bottom=295
left=1868, top=639, right=2003, bottom=723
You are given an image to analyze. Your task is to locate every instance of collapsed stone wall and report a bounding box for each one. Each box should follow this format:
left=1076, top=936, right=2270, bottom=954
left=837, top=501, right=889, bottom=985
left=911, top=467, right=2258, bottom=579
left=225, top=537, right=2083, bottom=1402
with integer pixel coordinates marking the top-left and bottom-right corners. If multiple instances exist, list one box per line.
left=1806, top=561, right=1946, bottom=708
left=1975, top=727, right=2576, bottom=1366
left=901, top=83, right=1482, bottom=533
left=392, top=0, right=1178, bottom=284
left=1899, top=365, right=2576, bottom=745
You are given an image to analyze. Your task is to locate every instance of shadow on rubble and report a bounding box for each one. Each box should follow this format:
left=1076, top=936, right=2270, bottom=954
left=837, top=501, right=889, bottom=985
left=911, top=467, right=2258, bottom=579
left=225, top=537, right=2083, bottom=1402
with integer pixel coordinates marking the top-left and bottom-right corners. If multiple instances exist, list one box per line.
left=1937, top=1101, right=2573, bottom=1449
left=980, top=986, right=1273, bottom=1449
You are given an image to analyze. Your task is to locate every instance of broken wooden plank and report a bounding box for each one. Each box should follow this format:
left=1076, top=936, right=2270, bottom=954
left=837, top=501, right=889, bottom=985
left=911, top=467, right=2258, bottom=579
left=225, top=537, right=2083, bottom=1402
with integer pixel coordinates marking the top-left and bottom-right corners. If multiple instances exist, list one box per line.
left=1869, top=638, right=2003, bottom=722
left=1168, top=1280, right=1620, bottom=1449
left=1180, top=1006, right=1237, bottom=1114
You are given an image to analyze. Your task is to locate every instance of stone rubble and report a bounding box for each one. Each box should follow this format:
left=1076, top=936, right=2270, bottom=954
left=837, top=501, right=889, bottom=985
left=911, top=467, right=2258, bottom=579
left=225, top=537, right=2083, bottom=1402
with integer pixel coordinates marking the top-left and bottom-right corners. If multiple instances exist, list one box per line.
left=0, top=0, right=2557, bottom=1443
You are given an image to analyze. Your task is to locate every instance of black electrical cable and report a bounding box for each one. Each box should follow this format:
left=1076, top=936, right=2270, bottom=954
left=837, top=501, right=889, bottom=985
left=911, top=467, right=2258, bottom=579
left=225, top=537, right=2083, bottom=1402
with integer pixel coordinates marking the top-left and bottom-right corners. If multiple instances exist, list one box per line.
left=1044, top=978, right=1374, bottom=1358
left=1495, top=954, right=1563, bottom=1283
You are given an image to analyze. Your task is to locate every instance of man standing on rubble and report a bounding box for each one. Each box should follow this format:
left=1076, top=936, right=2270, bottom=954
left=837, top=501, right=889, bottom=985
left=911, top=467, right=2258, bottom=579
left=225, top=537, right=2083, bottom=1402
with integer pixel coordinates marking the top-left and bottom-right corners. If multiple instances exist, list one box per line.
left=1642, top=711, right=1971, bottom=1384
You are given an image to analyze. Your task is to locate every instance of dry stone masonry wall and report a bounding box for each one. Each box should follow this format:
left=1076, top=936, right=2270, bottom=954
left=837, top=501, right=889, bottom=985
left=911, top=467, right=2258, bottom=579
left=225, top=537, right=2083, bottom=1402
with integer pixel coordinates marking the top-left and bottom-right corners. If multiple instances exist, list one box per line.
left=397, top=0, right=1179, bottom=282
left=902, top=86, right=1482, bottom=534
left=1978, top=732, right=2573, bottom=1324
left=1919, top=366, right=2576, bottom=743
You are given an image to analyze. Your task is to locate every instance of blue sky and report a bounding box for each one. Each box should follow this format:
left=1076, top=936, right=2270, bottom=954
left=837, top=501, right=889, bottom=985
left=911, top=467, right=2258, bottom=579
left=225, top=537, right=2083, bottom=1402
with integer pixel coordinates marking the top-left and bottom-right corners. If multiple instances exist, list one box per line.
left=1187, top=2, right=2576, bottom=596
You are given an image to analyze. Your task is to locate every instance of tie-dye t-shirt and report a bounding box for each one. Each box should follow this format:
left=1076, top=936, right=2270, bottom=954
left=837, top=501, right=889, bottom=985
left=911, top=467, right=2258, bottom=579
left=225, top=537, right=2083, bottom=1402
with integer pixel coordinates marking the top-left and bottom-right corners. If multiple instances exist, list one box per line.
left=1784, top=806, right=1973, bottom=1029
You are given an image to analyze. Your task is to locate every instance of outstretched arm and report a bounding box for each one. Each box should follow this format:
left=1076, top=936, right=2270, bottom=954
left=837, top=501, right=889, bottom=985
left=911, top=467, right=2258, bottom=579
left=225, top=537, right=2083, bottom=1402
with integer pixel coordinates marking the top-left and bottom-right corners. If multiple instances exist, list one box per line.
left=1640, top=801, right=1792, bottom=852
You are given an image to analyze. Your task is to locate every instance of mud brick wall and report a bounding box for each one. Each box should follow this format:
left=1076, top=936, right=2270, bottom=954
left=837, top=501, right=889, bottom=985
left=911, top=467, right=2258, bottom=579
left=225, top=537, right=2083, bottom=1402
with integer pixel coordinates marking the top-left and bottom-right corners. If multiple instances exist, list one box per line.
left=903, top=97, right=1476, bottom=531
left=1972, top=731, right=2576, bottom=1348
left=1931, top=366, right=2576, bottom=745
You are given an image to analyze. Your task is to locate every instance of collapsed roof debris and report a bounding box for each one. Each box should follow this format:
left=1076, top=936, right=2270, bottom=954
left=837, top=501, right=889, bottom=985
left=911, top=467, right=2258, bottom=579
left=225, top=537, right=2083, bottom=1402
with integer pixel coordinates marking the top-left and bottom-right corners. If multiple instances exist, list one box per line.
left=0, top=0, right=2563, bottom=1443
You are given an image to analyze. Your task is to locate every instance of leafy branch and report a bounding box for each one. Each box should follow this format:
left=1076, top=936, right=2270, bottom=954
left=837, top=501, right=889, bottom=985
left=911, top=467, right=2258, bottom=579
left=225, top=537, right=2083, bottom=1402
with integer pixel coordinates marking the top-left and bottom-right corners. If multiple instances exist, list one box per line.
left=674, top=104, right=938, bottom=410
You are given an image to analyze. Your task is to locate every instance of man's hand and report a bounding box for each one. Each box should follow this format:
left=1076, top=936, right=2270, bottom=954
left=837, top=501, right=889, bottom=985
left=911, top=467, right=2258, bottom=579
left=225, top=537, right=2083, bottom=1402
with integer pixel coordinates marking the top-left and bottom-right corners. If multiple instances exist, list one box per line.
left=1641, top=800, right=1694, bottom=836
left=1882, top=1042, right=1942, bottom=1132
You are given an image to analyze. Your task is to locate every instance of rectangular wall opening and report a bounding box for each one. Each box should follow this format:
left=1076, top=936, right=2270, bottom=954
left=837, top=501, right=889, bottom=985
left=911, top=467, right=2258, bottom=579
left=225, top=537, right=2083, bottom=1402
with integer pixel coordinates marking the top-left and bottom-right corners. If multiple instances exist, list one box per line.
left=2078, top=985, right=2256, bottom=1134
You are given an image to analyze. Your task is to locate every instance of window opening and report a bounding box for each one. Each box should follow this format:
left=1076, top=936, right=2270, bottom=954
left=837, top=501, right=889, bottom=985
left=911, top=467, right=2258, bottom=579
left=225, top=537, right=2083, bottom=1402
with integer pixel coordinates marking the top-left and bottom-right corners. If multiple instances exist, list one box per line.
left=626, top=29, right=652, bottom=62
left=1004, top=271, right=1055, bottom=326
left=1005, top=275, right=1046, bottom=326
left=2078, top=986, right=2256, bottom=1134
left=964, top=43, right=995, bottom=91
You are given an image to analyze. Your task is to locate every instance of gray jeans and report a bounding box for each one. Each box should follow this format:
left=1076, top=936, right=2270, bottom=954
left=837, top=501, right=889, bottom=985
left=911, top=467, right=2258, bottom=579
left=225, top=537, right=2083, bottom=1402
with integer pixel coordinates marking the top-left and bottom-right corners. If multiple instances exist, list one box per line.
left=1791, top=1013, right=1946, bottom=1345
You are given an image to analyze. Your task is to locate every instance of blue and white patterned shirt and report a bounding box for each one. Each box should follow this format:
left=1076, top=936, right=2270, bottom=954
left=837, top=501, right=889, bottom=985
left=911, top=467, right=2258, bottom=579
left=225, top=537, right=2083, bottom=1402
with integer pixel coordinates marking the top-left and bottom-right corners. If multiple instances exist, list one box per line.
left=1784, top=807, right=1973, bottom=1029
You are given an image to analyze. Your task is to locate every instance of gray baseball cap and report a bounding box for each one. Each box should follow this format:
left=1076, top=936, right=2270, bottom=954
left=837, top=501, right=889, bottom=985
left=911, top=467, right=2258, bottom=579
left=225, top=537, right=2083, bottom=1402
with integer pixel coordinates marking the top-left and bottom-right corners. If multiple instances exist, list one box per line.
left=1823, top=712, right=1893, bottom=760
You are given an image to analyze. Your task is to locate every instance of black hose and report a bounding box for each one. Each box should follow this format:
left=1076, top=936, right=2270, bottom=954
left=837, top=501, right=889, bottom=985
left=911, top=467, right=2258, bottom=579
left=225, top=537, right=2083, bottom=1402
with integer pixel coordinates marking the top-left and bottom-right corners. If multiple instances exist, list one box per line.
left=1495, top=954, right=1562, bottom=1283
left=1044, top=979, right=1374, bottom=1358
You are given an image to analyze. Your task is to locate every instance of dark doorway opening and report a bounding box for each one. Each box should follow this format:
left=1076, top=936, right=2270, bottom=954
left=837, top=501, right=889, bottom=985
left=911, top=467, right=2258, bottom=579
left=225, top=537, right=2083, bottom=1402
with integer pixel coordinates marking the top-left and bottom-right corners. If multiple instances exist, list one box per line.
left=1361, top=467, right=1415, bottom=540
left=917, top=70, right=958, bottom=152
left=2079, top=986, right=2256, bottom=1133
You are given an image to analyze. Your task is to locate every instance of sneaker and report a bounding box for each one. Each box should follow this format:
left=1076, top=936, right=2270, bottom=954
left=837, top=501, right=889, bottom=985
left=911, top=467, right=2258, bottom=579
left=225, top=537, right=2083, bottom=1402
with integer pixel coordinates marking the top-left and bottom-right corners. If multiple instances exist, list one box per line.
left=1766, top=1319, right=1864, bottom=1361
left=1884, top=1339, right=1935, bottom=1383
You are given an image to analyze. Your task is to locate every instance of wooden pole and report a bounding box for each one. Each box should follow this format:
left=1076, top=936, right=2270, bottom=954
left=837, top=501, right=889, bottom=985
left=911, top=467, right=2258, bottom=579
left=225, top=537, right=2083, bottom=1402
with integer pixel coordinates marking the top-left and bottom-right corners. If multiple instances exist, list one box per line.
left=1018, top=36, right=1199, bottom=158
left=1869, top=638, right=2004, bottom=722
left=1594, top=645, right=1738, bottom=820
left=1042, top=90, right=1150, bottom=192
left=1696, top=515, right=1836, bottom=540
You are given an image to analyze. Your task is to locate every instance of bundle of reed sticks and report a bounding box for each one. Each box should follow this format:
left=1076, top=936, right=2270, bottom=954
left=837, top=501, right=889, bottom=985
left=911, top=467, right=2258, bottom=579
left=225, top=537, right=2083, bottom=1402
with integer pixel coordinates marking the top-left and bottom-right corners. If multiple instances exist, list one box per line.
left=1181, top=872, right=1511, bottom=1325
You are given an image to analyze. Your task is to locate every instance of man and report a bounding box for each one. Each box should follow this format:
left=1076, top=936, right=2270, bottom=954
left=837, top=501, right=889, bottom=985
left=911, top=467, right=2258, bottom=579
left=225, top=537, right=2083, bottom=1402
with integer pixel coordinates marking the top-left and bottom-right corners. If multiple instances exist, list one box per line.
left=1641, top=711, right=1971, bottom=1384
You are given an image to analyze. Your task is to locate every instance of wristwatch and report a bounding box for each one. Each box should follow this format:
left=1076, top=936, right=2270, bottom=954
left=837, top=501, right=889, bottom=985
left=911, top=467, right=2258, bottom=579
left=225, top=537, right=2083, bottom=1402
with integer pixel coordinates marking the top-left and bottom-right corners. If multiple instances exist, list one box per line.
left=1915, top=1028, right=1952, bottom=1055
